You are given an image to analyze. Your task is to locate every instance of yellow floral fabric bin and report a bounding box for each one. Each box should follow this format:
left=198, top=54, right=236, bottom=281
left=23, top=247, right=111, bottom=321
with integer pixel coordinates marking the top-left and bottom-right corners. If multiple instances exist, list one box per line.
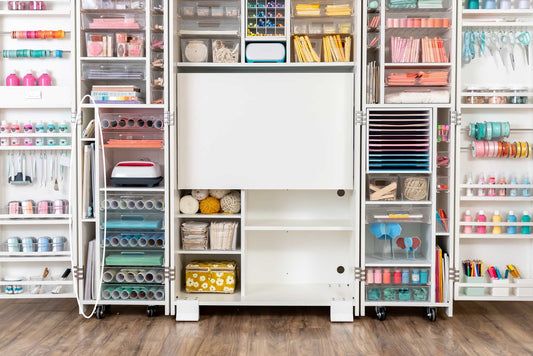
left=185, top=261, right=237, bottom=294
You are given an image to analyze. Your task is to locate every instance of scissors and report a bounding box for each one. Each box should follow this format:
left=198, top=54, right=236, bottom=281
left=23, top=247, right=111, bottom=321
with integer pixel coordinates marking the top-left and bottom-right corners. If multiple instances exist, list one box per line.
left=517, top=31, right=531, bottom=66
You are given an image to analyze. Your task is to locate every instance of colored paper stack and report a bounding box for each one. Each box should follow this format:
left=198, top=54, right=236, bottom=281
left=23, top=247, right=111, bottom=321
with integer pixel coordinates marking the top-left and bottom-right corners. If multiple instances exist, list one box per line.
left=325, top=4, right=352, bottom=16
left=295, top=3, right=320, bottom=16
left=91, top=85, right=143, bottom=104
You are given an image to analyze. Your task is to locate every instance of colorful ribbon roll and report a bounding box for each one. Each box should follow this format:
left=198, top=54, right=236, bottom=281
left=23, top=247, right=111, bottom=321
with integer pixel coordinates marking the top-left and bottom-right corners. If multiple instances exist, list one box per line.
left=11, top=30, right=65, bottom=39
left=2, top=49, right=65, bottom=58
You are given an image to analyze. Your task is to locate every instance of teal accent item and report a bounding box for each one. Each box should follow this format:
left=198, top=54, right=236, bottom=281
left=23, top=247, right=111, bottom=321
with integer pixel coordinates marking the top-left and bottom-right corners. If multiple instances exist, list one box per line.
left=413, top=287, right=428, bottom=301
left=398, top=288, right=411, bottom=301
left=105, top=252, right=164, bottom=266
left=467, top=0, right=479, bottom=9
left=367, top=287, right=381, bottom=301
left=105, top=215, right=162, bottom=230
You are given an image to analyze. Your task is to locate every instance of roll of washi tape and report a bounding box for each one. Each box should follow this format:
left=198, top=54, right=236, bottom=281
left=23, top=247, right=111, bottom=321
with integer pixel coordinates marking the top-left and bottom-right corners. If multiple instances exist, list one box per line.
left=521, top=142, right=528, bottom=158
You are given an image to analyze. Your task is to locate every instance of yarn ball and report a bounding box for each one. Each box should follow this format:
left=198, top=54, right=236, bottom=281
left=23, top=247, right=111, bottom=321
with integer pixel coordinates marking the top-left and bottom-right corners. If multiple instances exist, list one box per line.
left=209, top=189, right=230, bottom=199
left=220, top=191, right=241, bottom=214
left=179, top=195, right=199, bottom=215
left=191, top=189, right=208, bottom=201
left=199, top=197, right=220, bottom=214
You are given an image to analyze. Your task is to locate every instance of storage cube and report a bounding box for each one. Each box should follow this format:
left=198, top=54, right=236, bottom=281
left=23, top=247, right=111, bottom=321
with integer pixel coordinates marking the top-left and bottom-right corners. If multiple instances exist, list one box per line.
left=185, top=261, right=236, bottom=293
left=490, top=279, right=510, bottom=297
left=463, top=276, right=486, bottom=297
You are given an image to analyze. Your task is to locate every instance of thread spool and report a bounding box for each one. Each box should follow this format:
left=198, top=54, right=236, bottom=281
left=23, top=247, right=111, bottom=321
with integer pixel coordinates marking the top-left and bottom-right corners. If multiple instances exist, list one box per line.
left=154, top=271, right=165, bottom=284
left=118, top=199, right=128, bottom=210
left=144, top=200, right=155, bottom=210
left=144, top=271, right=155, bottom=283
left=102, top=288, right=113, bottom=300
left=119, top=236, right=129, bottom=247
left=102, top=270, right=116, bottom=283
left=135, top=271, right=145, bottom=283
left=111, top=289, right=121, bottom=300
left=125, top=271, right=136, bottom=283
left=154, top=288, right=164, bottom=301
left=135, top=200, right=145, bottom=210
left=138, top=236, right=148, bottom=247
left=120, top=289, right=130, bottom=300
left=126, top=200, right=136, bottom=210
left=155, top=200, right=164, bottom=211
left=115, top=271, right=126, bottom=283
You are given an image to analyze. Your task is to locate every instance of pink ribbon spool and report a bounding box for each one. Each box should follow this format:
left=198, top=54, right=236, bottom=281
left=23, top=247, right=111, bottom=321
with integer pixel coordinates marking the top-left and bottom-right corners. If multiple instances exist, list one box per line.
left=5, top=73, right=20, bottom=86
left=22, top=73, right=37, bottom=86
left=37, top=200, right=50, bottom=214
left=8, top=201, right=21, bottom=215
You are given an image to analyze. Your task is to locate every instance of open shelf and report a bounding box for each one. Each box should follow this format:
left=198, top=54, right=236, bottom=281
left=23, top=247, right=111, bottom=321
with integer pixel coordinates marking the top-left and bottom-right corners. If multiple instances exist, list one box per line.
left=365, top=256, right=432, bottom=267
left=245, top=219, right=352, bottom=231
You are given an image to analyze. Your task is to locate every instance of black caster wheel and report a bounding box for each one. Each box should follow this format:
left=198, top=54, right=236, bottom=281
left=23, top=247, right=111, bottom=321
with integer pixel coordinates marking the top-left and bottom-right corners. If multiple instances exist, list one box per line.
left=375, top=306, right=387, bottom=321
left=426, top=307, right=437, bottom=322
left=95, top=305, right=105, bottom=320
left=147, top=306, right=157, bottom=317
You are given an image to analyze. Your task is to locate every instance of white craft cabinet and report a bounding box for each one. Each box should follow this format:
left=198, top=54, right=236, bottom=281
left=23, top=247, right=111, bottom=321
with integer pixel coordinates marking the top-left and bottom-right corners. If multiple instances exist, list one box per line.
left=0, top=0, right=77, bottom=300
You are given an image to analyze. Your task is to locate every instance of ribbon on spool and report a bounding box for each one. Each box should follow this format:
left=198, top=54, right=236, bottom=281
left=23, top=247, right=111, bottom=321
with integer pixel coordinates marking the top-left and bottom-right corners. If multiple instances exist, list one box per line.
left=2, top=49, right=65, bottom=58
left=11, top=30, right=65, bottom=39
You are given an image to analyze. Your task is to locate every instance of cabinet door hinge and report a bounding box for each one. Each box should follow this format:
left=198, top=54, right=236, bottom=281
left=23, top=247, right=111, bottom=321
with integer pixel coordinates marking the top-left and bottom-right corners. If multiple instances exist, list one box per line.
left=449, top=268, right=461, bottom=282
left=451, top=111, right=462, bottom=126
left=354, top=267, right=366, bottom=282
left=71, top=111, right=80, bottom=125
left=355, top=111, right=367, bottom=126
left=165, top=266, right=176, bottom=281
left=72, top=266, right=84, bottom=280
left=164, top=111, right=175, bottom=126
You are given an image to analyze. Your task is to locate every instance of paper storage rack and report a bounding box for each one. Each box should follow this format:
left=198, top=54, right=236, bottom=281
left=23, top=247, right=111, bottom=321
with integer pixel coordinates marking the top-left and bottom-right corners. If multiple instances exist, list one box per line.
left=76, top=107, right=171, bottom=318
left=454, top=0, right=533, bottom=302
left=171, top=189, right=359, bottom=322
left=362, top=0, right=456, bottom=106
left=360, top=107, right=453, bottom=321
left=0, top=0, right=77, bottom=299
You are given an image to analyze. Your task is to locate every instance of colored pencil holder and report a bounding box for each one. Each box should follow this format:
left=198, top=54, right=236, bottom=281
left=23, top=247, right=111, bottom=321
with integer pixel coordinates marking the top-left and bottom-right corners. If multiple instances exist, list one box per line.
left=463, top=276, right=485, bottom=297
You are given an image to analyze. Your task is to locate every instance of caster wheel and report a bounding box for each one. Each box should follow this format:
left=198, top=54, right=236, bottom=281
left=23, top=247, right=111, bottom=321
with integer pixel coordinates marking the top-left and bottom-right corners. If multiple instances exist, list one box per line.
left=95, top=306, right=105, bottom=320
left=426, top=307, right=437, bottom=322
left=147, top=306, right=157, bottom=317
left=375, top=306, right=387, bottom=321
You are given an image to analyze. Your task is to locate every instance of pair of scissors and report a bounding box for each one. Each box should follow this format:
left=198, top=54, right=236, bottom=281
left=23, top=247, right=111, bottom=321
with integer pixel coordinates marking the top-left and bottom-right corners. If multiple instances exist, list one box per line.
left=517, top=31, right=531, bottom=66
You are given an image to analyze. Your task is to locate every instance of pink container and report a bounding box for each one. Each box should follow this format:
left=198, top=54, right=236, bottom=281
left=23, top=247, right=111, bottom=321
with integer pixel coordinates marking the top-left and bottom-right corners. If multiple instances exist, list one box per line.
left=421, top=18, right=428, bottom=27
left=383, top=268, right=391, bottom=284
left=8, top=201, right=21, bottom=215
left=476, top=210, right=487, bottom=234
left=434, top=18, right=443, bottom=28
left=463, top=210, right=473, bottom=234
left=392, top=18, right=400, bottom=28
left=399, top=18, right=408, bottom=27
left=366, top=269, right=374, bottom=283
left=386, top=18, right=394, bottom=28
left=22, top=73, right=37, bottom=86
left=406, top=18, right=414, bottom=27
left=393, top=269, right=402, bottom=284
left=5, top=73, right=20, bottom=86
left=442, top=18, right=450, bottom=28
left=37, top=200, right=50, bottom=214
left=37, top=73, right=52, bottom=86
left=414, top=18, right=421, bottom=27
left=374, top=268, right=382, bottom=284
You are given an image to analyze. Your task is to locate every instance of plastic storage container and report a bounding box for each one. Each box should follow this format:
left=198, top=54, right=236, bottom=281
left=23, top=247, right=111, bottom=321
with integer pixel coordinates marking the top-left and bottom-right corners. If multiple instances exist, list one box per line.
left=181, top=39, right=210, bottom=62
left=367, top=175, right=399, bottom=201
left=212, top=39, right=240, bottom=63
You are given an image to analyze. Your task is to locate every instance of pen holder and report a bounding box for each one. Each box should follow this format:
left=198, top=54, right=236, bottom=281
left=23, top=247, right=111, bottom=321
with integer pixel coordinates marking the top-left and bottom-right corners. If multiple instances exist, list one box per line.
left=490, top=279, right=510, bottom=297
left=512, top=278, right=533, bottom=297
left=463, top=276, right=485, bottom=297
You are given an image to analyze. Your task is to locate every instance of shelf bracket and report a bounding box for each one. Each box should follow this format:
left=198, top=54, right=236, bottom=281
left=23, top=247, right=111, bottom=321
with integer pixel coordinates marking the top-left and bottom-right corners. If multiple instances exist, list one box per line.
left=355, top=111, right=366, bottom=126
left=451, top=111, right=463, bottom=126
left=71, top=111, right=81, bottom=125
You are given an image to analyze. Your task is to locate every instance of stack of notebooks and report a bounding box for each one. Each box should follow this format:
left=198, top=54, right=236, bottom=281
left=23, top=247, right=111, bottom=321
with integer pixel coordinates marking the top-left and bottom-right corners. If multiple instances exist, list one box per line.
left=91, top=85, right=143, bottom=104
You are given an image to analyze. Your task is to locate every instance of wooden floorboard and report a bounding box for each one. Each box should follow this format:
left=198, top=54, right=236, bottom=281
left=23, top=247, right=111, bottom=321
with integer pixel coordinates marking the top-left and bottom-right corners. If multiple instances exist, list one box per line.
left=0, top=300, right=532, bottom=356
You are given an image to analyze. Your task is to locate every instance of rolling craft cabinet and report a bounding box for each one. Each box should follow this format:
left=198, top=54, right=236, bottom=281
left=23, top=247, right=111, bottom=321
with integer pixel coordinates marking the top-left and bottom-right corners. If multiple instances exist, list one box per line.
left=359, top=0, right=457, bottom=321
left=75, top=0, right=171, bottom=318
left=169, top=0, right=363, bottom=322
left=0, top=0, right=77, bottom=300
left=453, top=2, right=533, bottom=302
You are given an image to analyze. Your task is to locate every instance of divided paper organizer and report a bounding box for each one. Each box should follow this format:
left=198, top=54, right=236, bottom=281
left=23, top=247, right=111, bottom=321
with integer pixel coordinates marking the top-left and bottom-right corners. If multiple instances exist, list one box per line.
left=463, top=276, right=485, bottom=297
left=491, top=279, right=510, bottom=297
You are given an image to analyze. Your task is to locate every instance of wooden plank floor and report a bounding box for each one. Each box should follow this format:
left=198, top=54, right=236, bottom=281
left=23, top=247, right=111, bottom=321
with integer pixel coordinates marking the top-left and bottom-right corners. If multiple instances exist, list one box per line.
left=0, top=301, right=532, bottom=356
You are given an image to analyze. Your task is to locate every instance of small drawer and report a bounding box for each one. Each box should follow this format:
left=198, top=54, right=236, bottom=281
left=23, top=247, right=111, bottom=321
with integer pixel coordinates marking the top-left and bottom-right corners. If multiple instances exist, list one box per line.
left=225, top=5, right=239, bottom=17
left=197, top=5, right=210, bottom=17
left=211, top=6, right=224, bottom=17
left=181, top=5, right=195, bottom=17
left=85, top=33, right=114, bottom=57
left=401, top=175, right=429, bottom=201
left=82, top=13, right=145, bottom=30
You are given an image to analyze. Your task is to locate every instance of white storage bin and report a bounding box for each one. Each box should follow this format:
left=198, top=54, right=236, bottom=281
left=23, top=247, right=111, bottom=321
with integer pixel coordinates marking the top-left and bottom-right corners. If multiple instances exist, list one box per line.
left=490, top=279, right=510, bottom=297
left=513, top=278, right=533, bottom=297
left=211, top=6, right=224, bottom=17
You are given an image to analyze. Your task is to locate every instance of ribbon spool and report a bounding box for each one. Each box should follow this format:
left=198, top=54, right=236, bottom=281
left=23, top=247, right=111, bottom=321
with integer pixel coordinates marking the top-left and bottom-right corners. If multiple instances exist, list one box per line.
left=2, top=49, right=64, bottom=58
left=11, top=30, right=65, bottom=39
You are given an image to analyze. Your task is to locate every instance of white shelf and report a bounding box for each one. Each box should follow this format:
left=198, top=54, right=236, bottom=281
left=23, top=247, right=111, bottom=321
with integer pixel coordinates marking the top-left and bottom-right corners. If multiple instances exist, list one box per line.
left=81, top=103, right=165, bottom=109
left=0, top=279, right=72, bottom=285
left=0, top=219, right=70, bottom=225
left=0, top=146, right=71, bottom=151
left=177, top=62, right=356, bottom=68
left=460, top=234, right=533, bottom=239
left=365, top=256, right=432, bottom=267
left=80, top=57, right=147, bottom=61
left=100, top=187, right=165, bottom=192
left=0, top=214, right=71, bottom=220
left=180, top=30, right=239, bottom=36
left=81, top=218, right=96, bottom=223
left=456, top=294, right=533, bottom=301
left=0, top=292, right=74, bottom=299
left=384, top=62, right=452, bottom=67
left=0, top=256, right=71, bottom=262
left=364, top=301, right=445, bottom=307
left=460, top=196, right=533, bottom=202
left=0, top=133, right=71, bottom=138
left=81, top=299, right=166, bottom=306
left=175, top=289, right=242, bottom=306
left=461, top=184, right=533, bottom=189
left=462, top=9, right=533, bottom=15
left=460, top=104, right=533, bottom=109
left=0, top=251, right=70, bottom=257
left=0, top=10, right=71, bottom=15
left=175, top=250, right=241, bottom=255
left=365, top=200, right=432, bottom=205
left=245, top=219, right=353, bottom=231
left=177, top=214, right=241, bottom=219
left=462, top=21, right=533, bottom=27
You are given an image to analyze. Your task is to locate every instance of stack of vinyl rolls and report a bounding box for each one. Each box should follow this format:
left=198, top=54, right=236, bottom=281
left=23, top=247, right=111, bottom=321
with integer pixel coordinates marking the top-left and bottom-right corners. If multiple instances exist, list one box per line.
left=103, top=197, right=165, bottom=211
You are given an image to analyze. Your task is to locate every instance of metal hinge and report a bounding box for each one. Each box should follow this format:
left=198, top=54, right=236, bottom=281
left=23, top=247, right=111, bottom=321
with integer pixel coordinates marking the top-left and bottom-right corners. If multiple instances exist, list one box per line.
left=71, top=111, right=81, bottom=125
left=165, top=266, right=176, bottom=281
left=354, top=267, right=366, bottom=282
left=451, top=111, right=463, bottom=126
left=355, top=111, right=366, bottom=126
left=164, top=111, right=175, bottom=126
left=449, top=268, right=461, bottom=282
left=72, top=265, right=84, bottom=280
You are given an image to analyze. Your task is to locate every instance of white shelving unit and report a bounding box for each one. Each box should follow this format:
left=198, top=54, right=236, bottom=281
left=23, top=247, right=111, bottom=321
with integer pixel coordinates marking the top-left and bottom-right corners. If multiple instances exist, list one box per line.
left=76, top=0, right=171, bottom=317
left=0, top=0, right=76, bottom=300
left=454, top=1, right=533, bottom=302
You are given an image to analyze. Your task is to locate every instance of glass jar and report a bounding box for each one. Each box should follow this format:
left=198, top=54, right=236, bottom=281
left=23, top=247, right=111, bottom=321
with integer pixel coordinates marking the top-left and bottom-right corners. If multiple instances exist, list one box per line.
left=510, top=87, right=528, bottom=105
left=463, top=86, right=487, bottom=104
left=488, top=87, right=508, bottom=104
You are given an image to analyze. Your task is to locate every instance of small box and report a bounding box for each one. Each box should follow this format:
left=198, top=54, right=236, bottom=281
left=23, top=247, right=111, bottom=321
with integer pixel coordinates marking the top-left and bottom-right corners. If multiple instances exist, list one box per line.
left=181, top=5, right=195, bottom=17
left=185, top=261, right=237, bottom=293
left=197, top=6, right=210, bottom=17
left=211, top=6, right=224, bottom=17
left=181, top=39, right=210, bottom=62
left=463, top=276, right=486, bottom=297
left=368, top=176, right=398, bottom=201
left=401, top=175, right=429, bottom=201
left=513, top=278, right=533, bottom=297
left=491, top=279, right=510, bottom=297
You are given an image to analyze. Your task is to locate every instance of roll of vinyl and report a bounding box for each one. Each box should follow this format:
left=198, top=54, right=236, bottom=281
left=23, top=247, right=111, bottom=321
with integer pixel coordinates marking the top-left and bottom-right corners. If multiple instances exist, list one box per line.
left=147, top=238, right=156, bottom=248
left=101, top=119, right=111, bottom=129
left=119, top=236, right=129, bottom=247
left=115, top=271, right=126, bottom=283
left=129, top=289, right=138, bottom=299
left=156, top=237, right=165, bottom=248
left=108, top=199, right=119, bottom=210
left=102, top=270, right=116, bottom=283
left=126, top=200, right=136, bottom=210
left=118, top=119, right=127, bottom=128
left=110, top=235, right=120, bottom=247
left=118, top=199, right=128, bottom=210
left=146, top=289, right=155, bottom=300
left=155, top=200, right=164, bottom=211
left=135, top=200, right=145, bottom=210
left=125, top=271, right=136, bottom=283
left=128, top=237, right=138, bottom=247
left=111, top=289, right=121, bottom=300
left=101, top=200, right=109, bottom=210
left=137, top=119, right=145, bottom=128
left=144, top=270, right=155, bottom=283
left=154, top=119, right=164, bottom=130
left=135, top=271, right=145, bottom=283
left=120, top=289, right=130, bottom=300
left=127, top=119, right=135, bottom=127
left=144, top=200, right=155, bottom=210
left=154, top=288, right=164, bottom=301
left=154, top=271, right=165, bottom=284
left=105, top=237, right=112, bottom=247
left=102, top=288, right=112, bottom=300
left=137, top=288, right=147, bottom=299
left=138, top=236, right=148, bottom=247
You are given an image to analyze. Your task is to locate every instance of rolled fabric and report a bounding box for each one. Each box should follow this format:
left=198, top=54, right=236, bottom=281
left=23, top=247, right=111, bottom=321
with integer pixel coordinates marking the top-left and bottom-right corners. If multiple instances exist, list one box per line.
left=120, top=289, right=130, bottom=300
left=102, top=288, right=113, bottom=300
left=102, top=270, right=116, bottom=283
left=115, top=271, right=126, bottom=283
left=147, top=238, right=156, bottom=248
left=155, top=200, right=164, bottom=211
left=154, top=288, right=164, bottom=301
left=138, top=236, right=148, bottom=247
left=155, top=237, right=164, bottom=248
left=144, top=200, right=155, bottom=210
left=135, top=271, right=145, bottom=283
left=119, top=236, right=129, bottom=247
left=101, top=119, right=111, bottom=129
left=135, top=200, right=145, bottom=210
left=129, top=290, right=138, bottom=299
left=154, top=119, right=164, bottom=130
left=126, top=200, right=136, bottom=210
left=111, top=288, right=121, bottom=300
left=117, top=119, right=127, bottom=128
left=154, top=271, right=165, bottom=284
left=127, top=119, right=135, bottom=127
left=118, top=199, right=128, bottom=210
left=144, top=270, right=155, bottom=283
left=125, top=271, right=136, bottom=283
